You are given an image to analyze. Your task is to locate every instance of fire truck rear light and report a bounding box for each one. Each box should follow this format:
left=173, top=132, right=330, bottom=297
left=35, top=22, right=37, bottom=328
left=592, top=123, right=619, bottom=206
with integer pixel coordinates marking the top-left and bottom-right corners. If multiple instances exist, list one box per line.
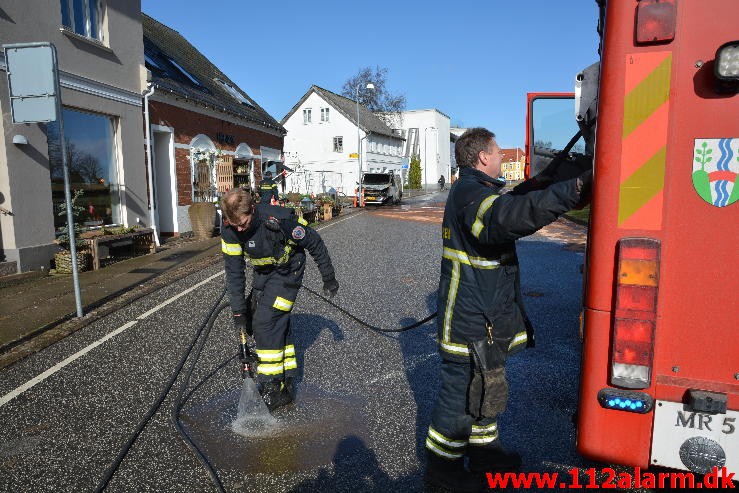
left=715, top=41, right=739, bottom=79
left=611, top=238, right=660, bottom=389
left=598, top=388, right=654, bottom=413
left=636, top=0, right=676, bottom=45
left=612, top=363, right=651, bottom=388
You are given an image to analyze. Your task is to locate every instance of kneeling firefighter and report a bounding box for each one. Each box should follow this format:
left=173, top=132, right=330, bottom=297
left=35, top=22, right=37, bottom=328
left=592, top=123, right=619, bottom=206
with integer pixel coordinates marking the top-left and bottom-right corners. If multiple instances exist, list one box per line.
left=220, top=188, right=339, bottom=411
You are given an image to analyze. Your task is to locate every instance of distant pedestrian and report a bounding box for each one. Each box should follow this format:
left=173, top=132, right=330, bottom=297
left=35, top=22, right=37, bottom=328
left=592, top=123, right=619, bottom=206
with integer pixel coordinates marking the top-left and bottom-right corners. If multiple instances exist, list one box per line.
left=438, top=175, right=446, bottom=191
left=424, top=127, right=592, bottom=491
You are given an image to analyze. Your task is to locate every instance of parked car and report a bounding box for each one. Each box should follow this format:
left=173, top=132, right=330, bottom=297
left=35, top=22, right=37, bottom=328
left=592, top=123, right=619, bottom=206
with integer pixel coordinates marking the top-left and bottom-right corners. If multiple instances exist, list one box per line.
left=361, top=172, right=402, bottom=205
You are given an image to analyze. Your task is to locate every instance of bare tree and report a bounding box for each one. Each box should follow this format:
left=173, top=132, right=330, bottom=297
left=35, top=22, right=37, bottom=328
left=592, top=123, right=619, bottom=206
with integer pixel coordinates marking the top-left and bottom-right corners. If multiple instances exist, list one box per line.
left=341, top=66, right=406, bottom=128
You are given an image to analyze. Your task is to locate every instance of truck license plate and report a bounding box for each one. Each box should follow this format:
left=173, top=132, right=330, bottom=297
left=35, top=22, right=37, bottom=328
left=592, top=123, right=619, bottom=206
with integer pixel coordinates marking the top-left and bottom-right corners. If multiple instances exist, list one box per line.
left=651, top=400, right=737, bottom=475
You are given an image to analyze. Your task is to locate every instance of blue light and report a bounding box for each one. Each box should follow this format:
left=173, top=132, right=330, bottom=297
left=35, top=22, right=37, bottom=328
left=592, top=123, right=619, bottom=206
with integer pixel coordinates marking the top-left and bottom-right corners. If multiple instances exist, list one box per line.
left=625, top=400, right=632, bottom=406
left=636, top=401, right=643, bottom=408
left=608, top=399, right=616, bottom=406
left=630, top=403, right=637, bottom=410
left=619, top=401, right=627, bottom=408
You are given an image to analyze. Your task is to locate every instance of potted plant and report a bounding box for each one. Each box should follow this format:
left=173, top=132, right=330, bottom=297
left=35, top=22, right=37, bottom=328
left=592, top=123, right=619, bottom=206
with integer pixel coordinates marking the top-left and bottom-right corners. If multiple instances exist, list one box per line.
left=318, top=195, right=335, bottom=221
left=54, top=189, right=91, bottom=273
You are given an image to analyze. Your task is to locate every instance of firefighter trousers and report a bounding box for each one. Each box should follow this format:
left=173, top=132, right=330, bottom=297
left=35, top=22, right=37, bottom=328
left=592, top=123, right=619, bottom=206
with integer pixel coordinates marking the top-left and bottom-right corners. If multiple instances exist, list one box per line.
left=251, top=265, right=305, bottom=383
left=425, top=360, right=504, bottom=460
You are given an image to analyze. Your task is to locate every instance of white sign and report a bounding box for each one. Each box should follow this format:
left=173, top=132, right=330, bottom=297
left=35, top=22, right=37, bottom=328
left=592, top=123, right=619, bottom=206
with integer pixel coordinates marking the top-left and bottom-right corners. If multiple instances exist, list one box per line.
left=3, top=43, right=59, bottom=123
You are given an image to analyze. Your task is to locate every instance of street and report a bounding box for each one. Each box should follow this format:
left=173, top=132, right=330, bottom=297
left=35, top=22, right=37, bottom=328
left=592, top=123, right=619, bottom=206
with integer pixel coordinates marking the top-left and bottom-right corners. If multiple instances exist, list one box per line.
left=0, top=192, right=600, bottom=492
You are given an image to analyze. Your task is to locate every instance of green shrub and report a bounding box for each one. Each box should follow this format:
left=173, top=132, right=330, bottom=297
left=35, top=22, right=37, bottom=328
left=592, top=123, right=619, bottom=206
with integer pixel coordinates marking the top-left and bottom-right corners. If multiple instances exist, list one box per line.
left=408, top=155, right=422, bottom=189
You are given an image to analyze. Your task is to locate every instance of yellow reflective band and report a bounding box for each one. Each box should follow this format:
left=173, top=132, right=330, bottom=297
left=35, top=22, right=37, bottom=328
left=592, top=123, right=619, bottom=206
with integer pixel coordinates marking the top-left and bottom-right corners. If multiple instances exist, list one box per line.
left=273, top=296, right=294, bottom=312
left=468, top=432, right=499, bottom=445
left=257, top=363, right=285, bottom=375
left=221, top=240, right=243, bottom=256
left=260, top=185, right=272, bottom=190
left=443, top=261, right=460, bottom=344
left=255, top=348, right=285, bottom=362
left=440, top=340, right=470, bottom=356
left=508, top=331, right=528, bottom=351
left=284, top=357, right=297, bottom=370
left=471, top=194, right=498, bottom=239
left=276, top=244, right=292, bottom=265
left=425, top=438, right=464, bottom=459
left=471, top=422, right=497, bottom=433
left=428, top=427, right=466, bottom=448
left=248, top=256, right=276, bottom=266
left=442, top=247, right=500, bottom=269
left=298, top=217, right=308, bottom=226
left=284, top=345, right=295, bottom=357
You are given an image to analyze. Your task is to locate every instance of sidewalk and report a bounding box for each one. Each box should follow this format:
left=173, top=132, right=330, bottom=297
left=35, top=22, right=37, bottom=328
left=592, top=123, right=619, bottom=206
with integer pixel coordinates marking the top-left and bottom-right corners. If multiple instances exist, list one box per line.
left=0, top=234, right=222, bottom=369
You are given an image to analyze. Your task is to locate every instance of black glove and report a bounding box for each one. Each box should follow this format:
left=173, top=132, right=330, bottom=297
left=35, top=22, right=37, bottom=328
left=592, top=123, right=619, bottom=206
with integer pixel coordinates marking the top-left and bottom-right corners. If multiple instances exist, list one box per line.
left=233, top=312, right=248, bottom=331
left=322, top=278, right=339, bottom=299
left=574, top=169, right=593, bottom=209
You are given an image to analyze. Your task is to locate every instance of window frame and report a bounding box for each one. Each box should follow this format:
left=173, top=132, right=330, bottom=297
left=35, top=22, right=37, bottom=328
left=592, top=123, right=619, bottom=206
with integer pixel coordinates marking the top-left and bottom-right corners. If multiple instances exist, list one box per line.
left=60, top=0, right=103, bottom=42
left=303, top=108, right=312, bottom=124
left=321, top=107, right=330, bottom=122
left=333, top=136, right=343, bottom=153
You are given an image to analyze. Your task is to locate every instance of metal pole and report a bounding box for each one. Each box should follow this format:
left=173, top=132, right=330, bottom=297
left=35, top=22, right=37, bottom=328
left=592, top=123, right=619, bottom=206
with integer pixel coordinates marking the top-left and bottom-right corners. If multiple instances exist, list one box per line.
left=55, top=77, right=83, bottom=318
left=356, top=85, right=362, bottom=208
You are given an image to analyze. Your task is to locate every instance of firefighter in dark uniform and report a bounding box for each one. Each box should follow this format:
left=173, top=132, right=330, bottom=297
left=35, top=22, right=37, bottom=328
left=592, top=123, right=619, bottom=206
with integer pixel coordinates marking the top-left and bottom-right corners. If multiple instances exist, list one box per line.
left=424, top=128, right=592, bottom=491
left=259, top=169, right=279, bottom=204
left=220, top=188, right=339, bottom=411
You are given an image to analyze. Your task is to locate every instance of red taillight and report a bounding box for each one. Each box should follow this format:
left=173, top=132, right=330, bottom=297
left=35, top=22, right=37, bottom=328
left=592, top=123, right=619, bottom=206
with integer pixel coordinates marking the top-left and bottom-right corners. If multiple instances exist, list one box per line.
left=635, top=0, right=676, bottom=45
left=611, top=238, right=660, bottom=389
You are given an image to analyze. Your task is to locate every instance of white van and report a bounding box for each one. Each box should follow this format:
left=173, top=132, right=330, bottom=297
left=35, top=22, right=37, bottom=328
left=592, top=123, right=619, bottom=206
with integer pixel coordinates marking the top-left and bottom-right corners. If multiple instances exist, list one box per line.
left=361, top=172, right=402, bottom=205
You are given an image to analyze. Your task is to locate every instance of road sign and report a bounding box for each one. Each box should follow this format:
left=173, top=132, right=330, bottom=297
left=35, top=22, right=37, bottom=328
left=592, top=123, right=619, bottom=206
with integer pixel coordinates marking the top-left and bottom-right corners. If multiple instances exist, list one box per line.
left=401, top=164, right=409, bottom=169
left=349, top=153, right=359, bottom=158
left=4, top=43, right=59, bottom=123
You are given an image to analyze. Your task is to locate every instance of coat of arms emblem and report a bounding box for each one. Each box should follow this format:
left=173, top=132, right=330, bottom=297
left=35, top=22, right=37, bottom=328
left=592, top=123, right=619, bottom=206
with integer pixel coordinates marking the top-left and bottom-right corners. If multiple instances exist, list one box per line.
left=692, top=138, right=738, bottom=207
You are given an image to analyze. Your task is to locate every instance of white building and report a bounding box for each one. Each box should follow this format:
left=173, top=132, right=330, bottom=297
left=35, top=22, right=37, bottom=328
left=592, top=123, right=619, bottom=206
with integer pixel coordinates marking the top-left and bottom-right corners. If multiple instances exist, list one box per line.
left=393, top=109, right=453, bottom=187
left=281, top=85, right=404, bottom=196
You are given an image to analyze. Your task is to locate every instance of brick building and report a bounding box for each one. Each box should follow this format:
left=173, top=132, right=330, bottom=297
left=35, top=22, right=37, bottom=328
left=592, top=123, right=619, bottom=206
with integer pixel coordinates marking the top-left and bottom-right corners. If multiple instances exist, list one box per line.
left=143, top=14, right=285, bottom=236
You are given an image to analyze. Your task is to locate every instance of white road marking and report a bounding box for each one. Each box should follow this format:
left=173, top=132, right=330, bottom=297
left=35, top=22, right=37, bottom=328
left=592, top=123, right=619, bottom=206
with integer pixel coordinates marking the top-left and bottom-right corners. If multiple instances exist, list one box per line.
left=0, top=214, right=362, bottom=409
left=0, top=272, right=224, bottom=408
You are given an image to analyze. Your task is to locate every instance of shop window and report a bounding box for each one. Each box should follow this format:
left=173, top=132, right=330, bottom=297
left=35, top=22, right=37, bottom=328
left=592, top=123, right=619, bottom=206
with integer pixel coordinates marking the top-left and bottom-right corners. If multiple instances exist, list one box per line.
left=60, top=0, right=102, bottom=41
left=47, top=108, right=120, bottom=230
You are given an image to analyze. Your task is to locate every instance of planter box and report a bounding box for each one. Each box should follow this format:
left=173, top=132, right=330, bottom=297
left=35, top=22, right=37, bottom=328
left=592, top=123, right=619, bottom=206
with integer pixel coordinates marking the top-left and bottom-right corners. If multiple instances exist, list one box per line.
left=83, top=228, right=156, bottom=270
left=54, top=250, right=91, bottom=274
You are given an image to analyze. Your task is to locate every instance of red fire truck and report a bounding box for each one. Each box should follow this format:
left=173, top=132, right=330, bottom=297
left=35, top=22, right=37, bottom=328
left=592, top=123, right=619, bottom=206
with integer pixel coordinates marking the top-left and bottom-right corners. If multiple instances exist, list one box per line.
left=525, top=0, right=738, bottom=477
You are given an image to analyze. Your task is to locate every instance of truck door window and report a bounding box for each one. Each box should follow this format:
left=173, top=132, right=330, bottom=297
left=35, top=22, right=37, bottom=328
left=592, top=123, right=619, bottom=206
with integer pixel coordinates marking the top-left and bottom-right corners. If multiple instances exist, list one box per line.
left=530, top=96, right=586, bottom=177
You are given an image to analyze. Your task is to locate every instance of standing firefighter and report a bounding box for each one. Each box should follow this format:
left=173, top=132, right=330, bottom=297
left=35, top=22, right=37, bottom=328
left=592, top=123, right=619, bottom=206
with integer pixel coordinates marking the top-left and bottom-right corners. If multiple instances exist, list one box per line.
left=220, top=189, right=339, bottom=411
left=259, top=169, right=279, bottom=204
left=424, top=128, right=591, bottom=491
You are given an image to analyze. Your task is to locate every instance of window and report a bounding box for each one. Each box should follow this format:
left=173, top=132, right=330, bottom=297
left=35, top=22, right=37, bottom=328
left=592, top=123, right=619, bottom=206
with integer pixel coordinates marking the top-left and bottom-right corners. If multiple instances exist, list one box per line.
left=321, top=108, right=330, bottom=122
left=47, top=108, right=121, bottom=229
left=333, top=137, right=343, bottom=153
left=214, top=78, right=253, bottom=107
left=303, top=108, right=312, bottom=124
left=167, top=57, right=201, bottom=86
left=60, top=0, right=102, bottom=41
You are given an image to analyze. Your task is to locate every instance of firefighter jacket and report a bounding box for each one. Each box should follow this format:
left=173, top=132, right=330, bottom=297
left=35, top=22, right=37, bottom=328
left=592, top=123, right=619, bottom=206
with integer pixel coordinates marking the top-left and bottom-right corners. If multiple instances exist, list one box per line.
left=259, top=177, right=279, bottom=203
left=221, top=204, right=335, bottom=315
left=437, top=166, right=585, bottom=363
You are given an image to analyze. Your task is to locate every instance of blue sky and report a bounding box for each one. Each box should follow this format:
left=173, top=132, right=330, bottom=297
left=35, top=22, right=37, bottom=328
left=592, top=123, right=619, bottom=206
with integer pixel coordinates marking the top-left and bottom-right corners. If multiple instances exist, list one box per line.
left=141, top=1, right=601, bottom=149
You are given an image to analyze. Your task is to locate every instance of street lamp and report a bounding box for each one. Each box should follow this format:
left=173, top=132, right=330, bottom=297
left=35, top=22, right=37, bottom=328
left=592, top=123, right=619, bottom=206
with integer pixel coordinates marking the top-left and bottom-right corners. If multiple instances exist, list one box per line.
left=424, top=126, right=437, bottom=192
left=356, top=82, right=374, bottom=207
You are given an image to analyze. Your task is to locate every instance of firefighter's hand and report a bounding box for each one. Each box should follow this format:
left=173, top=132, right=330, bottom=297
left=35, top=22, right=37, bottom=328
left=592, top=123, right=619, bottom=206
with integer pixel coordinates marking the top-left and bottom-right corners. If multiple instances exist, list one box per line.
left=574, top=169, right=593, bottom=209
left=233, top=312, right=248, bottom=331
left=322, top=278, right=339, bottom=299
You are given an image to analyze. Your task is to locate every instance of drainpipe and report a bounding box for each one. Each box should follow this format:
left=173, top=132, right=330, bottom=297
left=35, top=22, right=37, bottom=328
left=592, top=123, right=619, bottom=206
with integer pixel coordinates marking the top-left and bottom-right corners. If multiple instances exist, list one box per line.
left=144, top=83, right=160, bottom=247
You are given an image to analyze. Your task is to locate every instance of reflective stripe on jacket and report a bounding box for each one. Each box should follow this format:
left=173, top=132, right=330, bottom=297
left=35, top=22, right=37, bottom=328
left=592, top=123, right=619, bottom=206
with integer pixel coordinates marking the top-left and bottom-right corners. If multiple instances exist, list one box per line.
left=437, top=166, right=583, bottom=362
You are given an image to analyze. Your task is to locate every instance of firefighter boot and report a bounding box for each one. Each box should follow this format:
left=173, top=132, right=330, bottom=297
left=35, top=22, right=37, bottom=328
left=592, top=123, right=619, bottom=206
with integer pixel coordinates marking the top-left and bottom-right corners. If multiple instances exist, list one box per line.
left=258, top=379, right=294, bottom=412
left=423, top=450, right=484, bottom=492
left=466, top=445, right=521, bottom=473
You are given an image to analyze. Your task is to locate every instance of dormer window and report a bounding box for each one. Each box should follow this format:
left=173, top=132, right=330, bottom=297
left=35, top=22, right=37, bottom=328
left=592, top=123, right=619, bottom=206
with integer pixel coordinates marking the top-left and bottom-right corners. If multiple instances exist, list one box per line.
left=214, top=78, right=254, bottom=107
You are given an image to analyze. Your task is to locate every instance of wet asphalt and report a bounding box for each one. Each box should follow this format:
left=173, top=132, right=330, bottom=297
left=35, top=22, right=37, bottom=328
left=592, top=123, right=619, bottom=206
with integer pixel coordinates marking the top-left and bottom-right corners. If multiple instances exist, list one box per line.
left=0, top=192, right=608, bottom=492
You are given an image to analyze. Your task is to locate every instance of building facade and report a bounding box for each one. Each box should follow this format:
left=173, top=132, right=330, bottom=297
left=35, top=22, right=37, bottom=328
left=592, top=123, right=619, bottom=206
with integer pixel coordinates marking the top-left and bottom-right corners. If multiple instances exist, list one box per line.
left=0, top=0, right=148, bottom=273
left=394, top=109, right=453, bottom=187
left=501, top=148, right=525, bottom=182
left=142, top=15, right=285, bottom=236
left=281, top=85, right=404, bottom=196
